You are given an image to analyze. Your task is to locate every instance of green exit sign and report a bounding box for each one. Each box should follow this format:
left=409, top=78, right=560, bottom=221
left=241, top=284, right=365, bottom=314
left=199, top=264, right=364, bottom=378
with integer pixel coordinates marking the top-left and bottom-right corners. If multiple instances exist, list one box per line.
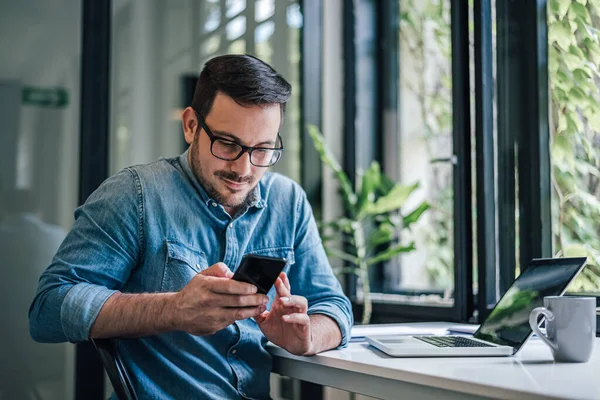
left=22, top=86, right=69, bottom=108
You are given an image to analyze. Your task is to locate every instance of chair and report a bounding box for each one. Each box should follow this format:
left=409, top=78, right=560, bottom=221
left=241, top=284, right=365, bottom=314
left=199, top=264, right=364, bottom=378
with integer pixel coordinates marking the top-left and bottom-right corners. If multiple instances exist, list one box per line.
left=92, top=338, right=138, bottom=400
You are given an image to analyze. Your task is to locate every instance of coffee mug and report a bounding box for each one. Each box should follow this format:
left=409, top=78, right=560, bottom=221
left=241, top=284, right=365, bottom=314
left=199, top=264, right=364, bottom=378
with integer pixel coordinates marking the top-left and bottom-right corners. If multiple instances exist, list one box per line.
left=529, top=296, right=596, bottom=363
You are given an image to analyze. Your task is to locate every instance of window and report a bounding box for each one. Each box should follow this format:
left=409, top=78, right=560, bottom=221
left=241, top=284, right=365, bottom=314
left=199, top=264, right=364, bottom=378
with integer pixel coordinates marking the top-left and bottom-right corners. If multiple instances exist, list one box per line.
left=110, top=0, right=302, bottom=184
left=342, top=0, right=474, bottom=322
left=345, top=0, right=576, bottom=323
left=392, top=0, right=455, bottom=303
left=548, top=0, right=600, bottom=292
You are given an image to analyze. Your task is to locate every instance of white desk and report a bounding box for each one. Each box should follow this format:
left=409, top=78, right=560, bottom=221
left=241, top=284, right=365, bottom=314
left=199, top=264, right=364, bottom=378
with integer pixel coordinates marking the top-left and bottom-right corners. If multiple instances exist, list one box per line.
left=269, top=322, right=600, bottom=400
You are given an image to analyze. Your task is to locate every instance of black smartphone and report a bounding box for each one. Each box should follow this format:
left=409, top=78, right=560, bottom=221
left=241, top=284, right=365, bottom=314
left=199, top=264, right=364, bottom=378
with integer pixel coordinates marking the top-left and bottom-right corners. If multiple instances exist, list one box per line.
left=232, top=254, right=287, bottom=294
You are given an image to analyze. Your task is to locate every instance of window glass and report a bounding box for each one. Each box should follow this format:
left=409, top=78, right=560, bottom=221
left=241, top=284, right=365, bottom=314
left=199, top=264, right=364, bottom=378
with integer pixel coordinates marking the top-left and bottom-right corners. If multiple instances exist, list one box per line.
left=548, top=0, right=600, bottom=292
left=110, top=0, right=302, bottom=183
left=0, top=0, right=80, bottom=397
left=377, top=0, right=455, bottom=305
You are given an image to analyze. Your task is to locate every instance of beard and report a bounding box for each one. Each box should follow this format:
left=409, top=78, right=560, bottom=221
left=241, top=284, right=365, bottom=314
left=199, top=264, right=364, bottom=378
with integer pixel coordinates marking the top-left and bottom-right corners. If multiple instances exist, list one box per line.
left=189, top=134, right=256, bottom=210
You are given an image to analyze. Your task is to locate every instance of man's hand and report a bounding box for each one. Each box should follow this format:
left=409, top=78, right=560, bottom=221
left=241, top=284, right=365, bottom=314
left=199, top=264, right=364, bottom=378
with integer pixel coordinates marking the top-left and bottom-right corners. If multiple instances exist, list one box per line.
left=255, top=272, right=315, bottom=356
left=173, top=262, right=269, bottom=336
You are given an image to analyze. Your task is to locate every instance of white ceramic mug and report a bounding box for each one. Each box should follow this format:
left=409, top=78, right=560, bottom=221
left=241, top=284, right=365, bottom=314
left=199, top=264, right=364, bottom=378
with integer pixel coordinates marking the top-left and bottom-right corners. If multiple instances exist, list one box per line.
left=529, top=296, right=596, bottom=363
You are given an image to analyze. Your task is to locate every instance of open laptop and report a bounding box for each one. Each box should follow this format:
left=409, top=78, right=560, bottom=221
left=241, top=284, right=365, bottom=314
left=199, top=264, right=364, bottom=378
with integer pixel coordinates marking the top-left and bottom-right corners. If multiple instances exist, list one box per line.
left=365, top=257, right=587, bottom=357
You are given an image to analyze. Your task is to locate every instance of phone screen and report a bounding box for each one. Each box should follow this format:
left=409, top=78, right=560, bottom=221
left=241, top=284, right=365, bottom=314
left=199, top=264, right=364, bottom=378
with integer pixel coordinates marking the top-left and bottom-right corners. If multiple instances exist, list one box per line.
left=232, top=254, right=287, bottom=294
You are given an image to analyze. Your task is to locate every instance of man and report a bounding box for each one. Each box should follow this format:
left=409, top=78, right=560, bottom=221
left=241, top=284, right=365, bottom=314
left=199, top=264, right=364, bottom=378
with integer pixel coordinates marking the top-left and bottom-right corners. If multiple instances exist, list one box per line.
left=29, top=54, right=353, bottom=399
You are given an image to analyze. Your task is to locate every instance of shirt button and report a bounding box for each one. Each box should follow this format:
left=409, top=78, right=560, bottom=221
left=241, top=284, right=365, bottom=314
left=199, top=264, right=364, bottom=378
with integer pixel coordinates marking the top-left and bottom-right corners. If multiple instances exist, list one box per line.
left=231, top=349, right=238, bottom=355
left=211, top=202, right=217, bottom=207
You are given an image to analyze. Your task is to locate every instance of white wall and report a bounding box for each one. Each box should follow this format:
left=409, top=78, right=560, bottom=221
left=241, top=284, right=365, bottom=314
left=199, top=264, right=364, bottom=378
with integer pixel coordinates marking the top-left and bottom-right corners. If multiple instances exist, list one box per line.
left=0, top=1, right=80, bottom=398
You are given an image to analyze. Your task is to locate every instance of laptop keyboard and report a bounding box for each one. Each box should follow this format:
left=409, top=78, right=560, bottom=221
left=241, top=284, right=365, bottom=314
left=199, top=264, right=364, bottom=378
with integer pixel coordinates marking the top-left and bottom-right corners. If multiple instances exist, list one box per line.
left=416, top=336, right=493, bottom=348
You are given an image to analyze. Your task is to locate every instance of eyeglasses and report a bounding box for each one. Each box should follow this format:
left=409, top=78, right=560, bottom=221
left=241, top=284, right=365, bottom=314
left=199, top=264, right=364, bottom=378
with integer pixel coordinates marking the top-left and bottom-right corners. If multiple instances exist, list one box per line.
left=196, top=113, right=284, bottom=167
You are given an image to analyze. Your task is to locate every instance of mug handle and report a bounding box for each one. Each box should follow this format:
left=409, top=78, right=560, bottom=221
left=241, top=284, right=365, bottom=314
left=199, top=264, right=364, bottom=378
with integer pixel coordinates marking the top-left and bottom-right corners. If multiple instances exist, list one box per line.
left=529, top=307, right=558, bottom=352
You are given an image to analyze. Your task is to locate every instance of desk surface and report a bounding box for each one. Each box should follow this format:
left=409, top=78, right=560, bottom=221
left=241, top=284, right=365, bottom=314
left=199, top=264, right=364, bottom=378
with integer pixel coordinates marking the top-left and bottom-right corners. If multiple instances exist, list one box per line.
left=269, top=322, right=600, bottom=400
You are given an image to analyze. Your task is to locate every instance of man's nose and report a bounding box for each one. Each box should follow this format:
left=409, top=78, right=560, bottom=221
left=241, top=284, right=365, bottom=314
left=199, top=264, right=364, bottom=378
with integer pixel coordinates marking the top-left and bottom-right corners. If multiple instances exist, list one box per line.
left=230, top=151, right=252, bottom=177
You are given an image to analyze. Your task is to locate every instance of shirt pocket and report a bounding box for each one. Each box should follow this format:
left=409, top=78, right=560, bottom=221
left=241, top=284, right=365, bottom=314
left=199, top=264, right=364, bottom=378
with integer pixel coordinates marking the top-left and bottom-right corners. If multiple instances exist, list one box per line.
left=161, top=240, right=209, bottom=292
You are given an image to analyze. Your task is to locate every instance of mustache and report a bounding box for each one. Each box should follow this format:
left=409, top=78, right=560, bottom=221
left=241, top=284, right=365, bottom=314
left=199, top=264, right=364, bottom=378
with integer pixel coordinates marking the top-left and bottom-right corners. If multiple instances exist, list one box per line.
left=215, top=170, right=253, bottom=183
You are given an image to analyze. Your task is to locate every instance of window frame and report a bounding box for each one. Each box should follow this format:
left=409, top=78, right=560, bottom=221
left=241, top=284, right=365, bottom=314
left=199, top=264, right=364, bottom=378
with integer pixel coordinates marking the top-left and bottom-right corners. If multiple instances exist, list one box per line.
left=346, top=0, right=552, bottom=324
left=77, top=0, right=111, bottom=397
left=344, top=0, right=474, bottom=323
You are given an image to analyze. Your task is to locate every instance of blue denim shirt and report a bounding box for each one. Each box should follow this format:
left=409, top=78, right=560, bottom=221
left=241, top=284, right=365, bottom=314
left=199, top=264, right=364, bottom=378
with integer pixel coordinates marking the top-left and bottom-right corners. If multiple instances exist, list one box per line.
left=29, top=151, right=352, bottom=399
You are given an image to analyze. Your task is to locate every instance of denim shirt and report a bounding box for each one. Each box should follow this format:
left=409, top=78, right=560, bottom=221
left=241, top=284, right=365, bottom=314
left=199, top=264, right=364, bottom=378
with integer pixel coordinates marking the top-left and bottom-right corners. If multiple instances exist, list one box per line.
left=29, top=151, right=353, bottom=399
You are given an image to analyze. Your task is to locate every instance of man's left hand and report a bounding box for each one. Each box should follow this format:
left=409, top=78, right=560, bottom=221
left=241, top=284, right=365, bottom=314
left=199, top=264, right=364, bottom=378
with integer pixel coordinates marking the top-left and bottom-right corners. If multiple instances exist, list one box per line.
left=255, top=272, right=315, bottom=356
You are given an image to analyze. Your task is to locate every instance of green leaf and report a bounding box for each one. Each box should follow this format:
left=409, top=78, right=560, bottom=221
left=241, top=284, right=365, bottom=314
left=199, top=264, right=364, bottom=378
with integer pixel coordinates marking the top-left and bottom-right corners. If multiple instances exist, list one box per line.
left=403, top=201, right=431, bottom=230
left=562, top=244, right=589, bottom=257
left=360, top=182, right=420, bottom=217
left=357, top=161, right=382, bottom=211
left=568, top=44, right=586, bottom=58
left=551, top=134, right=571, bottom=163
left=558, top=0, right=572, bottom=19
left=325, top=247, right=359, bottom=264
left=562, top=51, right=583, bottom=70
left=367, top=222, right=394, bottom=249
left=549, top=19, right=574, bottom=50
left=573, top=160, right=600, bottom=179
left=379, top=172, right=396, bottom=194
left=578, top=191, right=600, bottom=211
left=367, top=242, right=417, bottom=266
left=587, top=110, right=600, bottom=132
left=321, top=217, right=355, bottom=234
left=572, top=68, right=593, bottom=87
left=575, top=0, right=587, bottom=5
left=569, top=2, right=591, bottom=23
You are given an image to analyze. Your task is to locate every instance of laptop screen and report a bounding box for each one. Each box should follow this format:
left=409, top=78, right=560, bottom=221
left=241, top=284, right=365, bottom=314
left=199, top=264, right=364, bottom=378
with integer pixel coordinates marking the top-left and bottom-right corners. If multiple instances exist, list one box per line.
left=473, top=257, right=587, bottom=350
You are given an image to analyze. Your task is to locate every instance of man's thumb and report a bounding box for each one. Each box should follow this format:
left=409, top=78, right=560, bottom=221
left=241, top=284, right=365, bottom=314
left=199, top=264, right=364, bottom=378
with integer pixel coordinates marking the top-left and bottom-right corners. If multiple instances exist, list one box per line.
left=200, top=262, right=234, bottom=278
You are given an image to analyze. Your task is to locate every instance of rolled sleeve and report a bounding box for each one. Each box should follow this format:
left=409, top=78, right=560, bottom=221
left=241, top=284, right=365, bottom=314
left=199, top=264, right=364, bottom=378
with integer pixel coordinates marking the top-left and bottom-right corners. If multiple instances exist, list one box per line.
left=61, top=283, right=118, bottom=342
left=29, top=169, right=140, bottom=343
left=308, top=303, right=351, bottom=348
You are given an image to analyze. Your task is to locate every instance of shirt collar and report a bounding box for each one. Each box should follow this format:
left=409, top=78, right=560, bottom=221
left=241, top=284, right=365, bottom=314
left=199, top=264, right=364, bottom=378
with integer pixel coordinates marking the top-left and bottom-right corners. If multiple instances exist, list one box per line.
left=178, top=150, right=266, bottom=209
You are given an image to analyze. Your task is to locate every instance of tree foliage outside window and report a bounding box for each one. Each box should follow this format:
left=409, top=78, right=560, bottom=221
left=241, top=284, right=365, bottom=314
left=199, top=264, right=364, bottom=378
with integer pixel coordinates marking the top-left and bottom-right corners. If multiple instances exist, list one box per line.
left=548, top=0, right=600, bottom=291
left=399, top=0, right=600, bottom=291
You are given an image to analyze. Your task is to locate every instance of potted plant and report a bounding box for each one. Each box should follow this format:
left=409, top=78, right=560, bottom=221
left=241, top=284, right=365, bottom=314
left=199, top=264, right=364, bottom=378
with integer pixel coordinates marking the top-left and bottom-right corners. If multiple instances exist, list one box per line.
left=308, top=126, right=430, bottom=324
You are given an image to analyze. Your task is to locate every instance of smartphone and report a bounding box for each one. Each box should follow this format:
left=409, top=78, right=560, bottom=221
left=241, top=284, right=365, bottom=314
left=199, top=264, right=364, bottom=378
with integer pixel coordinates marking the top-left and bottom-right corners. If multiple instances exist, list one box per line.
left=232, top=254, right=287, bottom=294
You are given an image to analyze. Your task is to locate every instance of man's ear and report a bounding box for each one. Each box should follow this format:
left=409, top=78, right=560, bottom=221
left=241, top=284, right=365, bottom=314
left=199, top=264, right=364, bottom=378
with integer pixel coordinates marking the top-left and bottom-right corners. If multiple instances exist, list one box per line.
left=181, top=107, right=199, bottom=145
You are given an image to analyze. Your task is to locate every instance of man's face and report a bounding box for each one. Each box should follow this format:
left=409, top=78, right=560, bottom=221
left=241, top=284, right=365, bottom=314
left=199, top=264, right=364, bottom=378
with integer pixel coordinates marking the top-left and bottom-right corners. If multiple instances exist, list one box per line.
left=184, top=93, right=281, bottom=213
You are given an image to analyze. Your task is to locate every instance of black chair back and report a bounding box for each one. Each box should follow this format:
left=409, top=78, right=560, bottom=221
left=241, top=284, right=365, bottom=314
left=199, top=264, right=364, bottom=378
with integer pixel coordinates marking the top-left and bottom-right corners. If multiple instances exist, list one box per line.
left=92, top=338, right=138, bottom=400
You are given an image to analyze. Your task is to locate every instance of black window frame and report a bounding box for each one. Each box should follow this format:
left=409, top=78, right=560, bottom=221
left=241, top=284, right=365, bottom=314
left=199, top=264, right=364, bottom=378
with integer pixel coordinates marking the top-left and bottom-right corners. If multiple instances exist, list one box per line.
left=76, top=0, right=111, bottom=398
left=345, top=0, right=552, bottom=324
left=344, top=0, right=474, bottom=323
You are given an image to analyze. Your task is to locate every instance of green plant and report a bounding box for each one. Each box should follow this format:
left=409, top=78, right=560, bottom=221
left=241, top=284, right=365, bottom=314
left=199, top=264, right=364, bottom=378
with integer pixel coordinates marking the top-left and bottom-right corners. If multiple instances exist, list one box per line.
left=308, top=126, right=430, bottom=324
left=548, top=0, right=600, bottom=290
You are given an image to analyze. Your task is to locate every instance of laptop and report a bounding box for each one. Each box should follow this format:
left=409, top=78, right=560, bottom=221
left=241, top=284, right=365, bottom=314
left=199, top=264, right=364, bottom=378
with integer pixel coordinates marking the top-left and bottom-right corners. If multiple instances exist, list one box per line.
left=365, top=257, right=587, bottom=357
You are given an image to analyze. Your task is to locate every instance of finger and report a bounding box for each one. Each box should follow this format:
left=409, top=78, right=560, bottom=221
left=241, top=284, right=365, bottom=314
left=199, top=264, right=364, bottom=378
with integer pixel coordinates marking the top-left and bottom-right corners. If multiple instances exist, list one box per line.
left=282, top=313, right=310, bottom=326
left=207, top=277, right=258, bottom=295
left=282, top=272, right=291, bottom=291
left=279, top=295, right=308, bottom=313
left=200, top=262, right=234, bottom=278
left=254, top=310, right=269, bottom=324
left=275, top=277, right=290, bottom=298
left=226, top=305, right=266, bottom=321
left=213, top=293, right=269, bottom=308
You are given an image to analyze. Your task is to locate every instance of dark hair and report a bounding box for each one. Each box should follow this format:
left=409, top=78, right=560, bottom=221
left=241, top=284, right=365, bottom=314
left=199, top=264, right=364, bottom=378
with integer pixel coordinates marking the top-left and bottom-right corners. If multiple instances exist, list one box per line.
left=191, top=54, right=291, bottom=118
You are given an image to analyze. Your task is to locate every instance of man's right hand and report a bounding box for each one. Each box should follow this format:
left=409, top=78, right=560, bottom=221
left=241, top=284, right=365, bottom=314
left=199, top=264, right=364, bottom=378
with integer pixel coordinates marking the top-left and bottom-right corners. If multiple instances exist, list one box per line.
left=173, top=262, right=268, bottom=336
